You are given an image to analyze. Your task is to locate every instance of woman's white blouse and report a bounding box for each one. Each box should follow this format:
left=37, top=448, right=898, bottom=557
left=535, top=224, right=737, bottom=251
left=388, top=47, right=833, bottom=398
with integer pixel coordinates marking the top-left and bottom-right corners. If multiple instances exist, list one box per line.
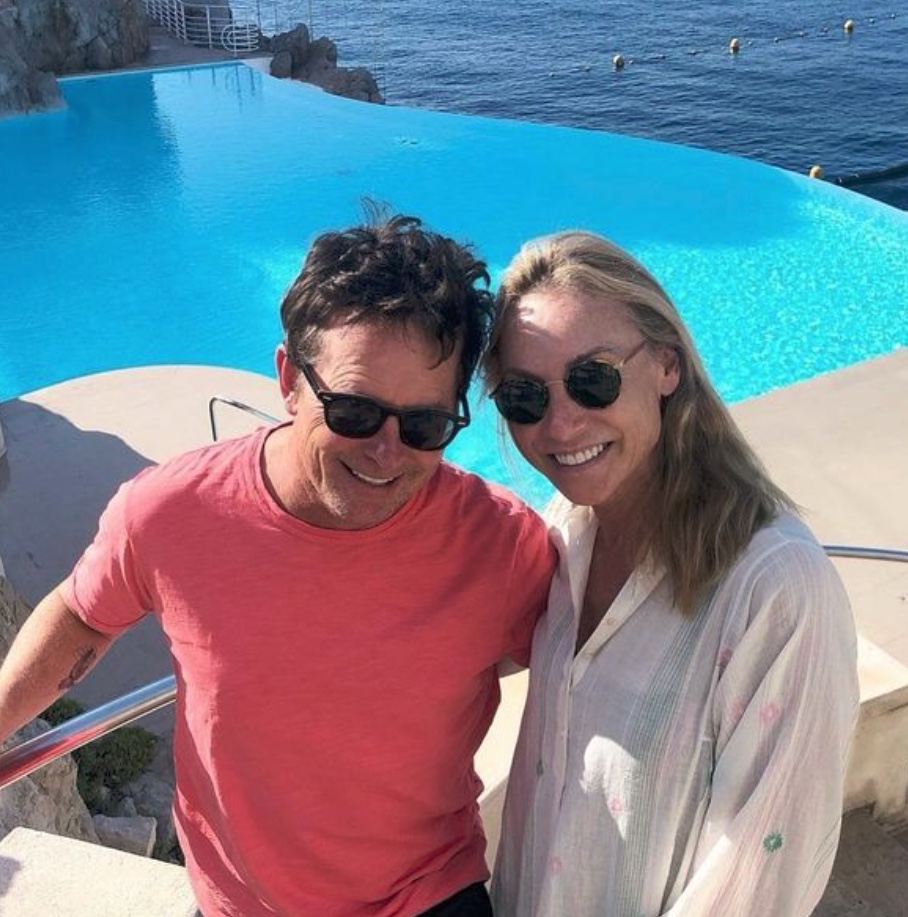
left=492, top=505, right=859, bottom=917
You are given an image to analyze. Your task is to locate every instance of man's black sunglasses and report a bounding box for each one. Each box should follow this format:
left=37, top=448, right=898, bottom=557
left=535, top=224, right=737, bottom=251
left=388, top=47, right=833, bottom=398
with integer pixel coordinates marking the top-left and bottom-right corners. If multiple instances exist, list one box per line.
left=299, top=362, right=470, bottom=451
left=490, top=340, right=647, bottom=425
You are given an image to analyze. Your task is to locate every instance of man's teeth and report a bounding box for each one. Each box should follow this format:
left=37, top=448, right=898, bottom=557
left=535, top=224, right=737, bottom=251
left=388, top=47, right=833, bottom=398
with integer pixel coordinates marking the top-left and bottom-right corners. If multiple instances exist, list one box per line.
left=350, top=468, right=396, bottom=486
left=554, top=443, right=606, bottom=467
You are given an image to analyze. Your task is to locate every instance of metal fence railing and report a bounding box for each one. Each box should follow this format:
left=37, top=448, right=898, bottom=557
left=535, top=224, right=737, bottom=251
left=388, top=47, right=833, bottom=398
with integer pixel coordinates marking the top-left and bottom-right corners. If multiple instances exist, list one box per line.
left=143, top=0, right=310, bottom=51
left=143, top=0, right=257, bottom=52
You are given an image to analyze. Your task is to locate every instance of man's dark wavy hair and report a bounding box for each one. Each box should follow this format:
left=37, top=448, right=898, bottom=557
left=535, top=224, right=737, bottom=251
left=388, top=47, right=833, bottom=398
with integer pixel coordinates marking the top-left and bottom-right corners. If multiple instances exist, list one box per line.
left=280, top=212, right=494, bottom=399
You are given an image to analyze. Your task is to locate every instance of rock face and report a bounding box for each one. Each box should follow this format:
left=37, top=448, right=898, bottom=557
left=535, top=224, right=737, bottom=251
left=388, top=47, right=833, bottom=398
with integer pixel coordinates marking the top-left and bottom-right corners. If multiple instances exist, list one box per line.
left=0, top=721, right=101, bottom=844
left=16, top=0, right=149, bottom=73
left=0, top=577, right=100, bottom=845
left=0, top=0, right=149, bottom=117
left=0, top=9, right=63, bottom=115
left=265, top=24, right=384, bottom=104
left=92, top=812, right=157, bottom=856
left=119, top=732, right=177, bottom=857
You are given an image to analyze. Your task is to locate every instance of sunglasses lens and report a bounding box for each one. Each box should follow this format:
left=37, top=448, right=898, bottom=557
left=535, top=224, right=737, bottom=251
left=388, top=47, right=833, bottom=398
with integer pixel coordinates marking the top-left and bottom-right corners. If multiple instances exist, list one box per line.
left=567, top=360, right=621, bottom=408
left=324, top=396, right=385, bottom=438
left=399, top=412, right=457, bottom=451
left=493, top=379, right=548, bottom=424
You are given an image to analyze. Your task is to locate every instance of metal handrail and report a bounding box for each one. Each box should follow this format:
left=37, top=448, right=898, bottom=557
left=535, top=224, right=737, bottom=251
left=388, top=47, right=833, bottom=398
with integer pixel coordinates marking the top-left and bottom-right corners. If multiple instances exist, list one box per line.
left=822, top=545, right=908, bottom=564
left=207, top=395, right=279, bottom=441
left=0, top=676, right=176, bottom=790
left=0, top=546, right=905, bottom=791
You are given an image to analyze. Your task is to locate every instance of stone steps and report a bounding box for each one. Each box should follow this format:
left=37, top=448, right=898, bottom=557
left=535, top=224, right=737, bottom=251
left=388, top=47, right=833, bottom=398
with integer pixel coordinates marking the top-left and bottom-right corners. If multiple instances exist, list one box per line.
left=0, top=827, right=197, bottom=916
left=813, top=810, right=908, bottom=917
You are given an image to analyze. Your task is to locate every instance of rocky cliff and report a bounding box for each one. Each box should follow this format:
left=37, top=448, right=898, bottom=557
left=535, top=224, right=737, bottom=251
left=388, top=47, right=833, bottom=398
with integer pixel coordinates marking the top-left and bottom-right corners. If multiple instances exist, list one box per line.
left=265, top=24, right=384, bottom=104
left=0, top=0, right=149, bottom=117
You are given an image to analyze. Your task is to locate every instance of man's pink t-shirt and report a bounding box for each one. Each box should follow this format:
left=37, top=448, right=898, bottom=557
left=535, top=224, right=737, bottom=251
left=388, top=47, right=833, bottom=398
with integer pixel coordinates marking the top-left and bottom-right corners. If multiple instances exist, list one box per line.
left=62, top=426, right=555, bottom=916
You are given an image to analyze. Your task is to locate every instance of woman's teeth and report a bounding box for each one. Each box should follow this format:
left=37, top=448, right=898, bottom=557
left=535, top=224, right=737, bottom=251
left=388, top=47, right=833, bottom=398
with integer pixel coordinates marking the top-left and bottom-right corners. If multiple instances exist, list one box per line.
left=554, top=443, right=606, bottom=467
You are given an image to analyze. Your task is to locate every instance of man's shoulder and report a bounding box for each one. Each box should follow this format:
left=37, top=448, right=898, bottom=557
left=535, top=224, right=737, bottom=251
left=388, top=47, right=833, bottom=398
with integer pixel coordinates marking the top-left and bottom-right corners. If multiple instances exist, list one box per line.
left=125, top=426, right=266, bottom=506
left=434, top=462, right=544, bottom=526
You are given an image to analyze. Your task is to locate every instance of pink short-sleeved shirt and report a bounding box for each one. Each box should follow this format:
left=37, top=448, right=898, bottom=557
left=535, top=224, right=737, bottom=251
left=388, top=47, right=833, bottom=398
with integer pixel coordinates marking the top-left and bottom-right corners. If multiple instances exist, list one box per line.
left=62, top=426, right=555, bottom=916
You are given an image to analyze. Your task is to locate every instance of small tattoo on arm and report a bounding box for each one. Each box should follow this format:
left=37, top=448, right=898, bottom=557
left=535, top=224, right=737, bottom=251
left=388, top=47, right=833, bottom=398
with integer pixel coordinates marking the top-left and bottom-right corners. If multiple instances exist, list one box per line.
left=58, top=648, right=97, bottom=691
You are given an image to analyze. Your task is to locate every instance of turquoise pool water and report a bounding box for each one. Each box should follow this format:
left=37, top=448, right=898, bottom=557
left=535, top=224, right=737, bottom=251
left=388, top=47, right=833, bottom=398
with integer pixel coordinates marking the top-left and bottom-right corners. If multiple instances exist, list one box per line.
left=1, top=62, right=907, bottom=505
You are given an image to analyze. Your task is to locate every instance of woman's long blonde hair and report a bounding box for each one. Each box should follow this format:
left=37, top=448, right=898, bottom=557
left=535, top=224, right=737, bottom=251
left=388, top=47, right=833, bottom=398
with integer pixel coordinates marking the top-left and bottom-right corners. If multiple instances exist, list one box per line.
left=484, top=231, right=797, bottom=614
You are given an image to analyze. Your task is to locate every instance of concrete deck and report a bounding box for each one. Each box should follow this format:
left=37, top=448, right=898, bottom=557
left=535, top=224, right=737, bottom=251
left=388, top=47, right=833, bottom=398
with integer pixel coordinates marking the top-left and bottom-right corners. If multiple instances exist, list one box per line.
left=0, top=827, right=198, bottom=916
left=732, top=348, right=908, bottom=667
left=134, top=26, right=263, bottom=71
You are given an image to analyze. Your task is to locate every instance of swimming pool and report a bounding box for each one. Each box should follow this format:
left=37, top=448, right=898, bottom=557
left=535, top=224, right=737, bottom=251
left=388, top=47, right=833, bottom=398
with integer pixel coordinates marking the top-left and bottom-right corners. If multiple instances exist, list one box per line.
left=1, top=62, right=907, bottom=504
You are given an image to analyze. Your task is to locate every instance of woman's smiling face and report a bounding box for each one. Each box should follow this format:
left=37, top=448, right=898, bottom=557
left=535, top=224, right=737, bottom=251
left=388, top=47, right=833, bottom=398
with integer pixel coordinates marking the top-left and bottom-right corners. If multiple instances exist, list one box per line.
left=497, top=286, right=680, bottom=513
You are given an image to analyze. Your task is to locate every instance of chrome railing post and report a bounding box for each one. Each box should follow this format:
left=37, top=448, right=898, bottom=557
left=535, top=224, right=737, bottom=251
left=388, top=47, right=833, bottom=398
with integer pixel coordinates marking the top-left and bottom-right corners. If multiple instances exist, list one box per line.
left=208, top=396, right=279, bottom=442
left=0, top=676, right=176, bottom=791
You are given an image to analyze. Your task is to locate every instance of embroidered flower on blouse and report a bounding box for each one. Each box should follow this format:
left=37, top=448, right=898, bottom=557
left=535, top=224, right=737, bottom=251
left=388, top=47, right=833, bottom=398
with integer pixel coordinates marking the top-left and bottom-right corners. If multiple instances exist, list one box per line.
left=760, top=701, right=781, bottom=725
left=763, top=831, right=784, bottom=853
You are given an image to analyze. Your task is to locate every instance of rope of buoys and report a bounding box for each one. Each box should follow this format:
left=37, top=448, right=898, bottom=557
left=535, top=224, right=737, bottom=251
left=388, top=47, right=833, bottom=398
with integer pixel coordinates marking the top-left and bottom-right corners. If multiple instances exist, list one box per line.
left=597, top=12, right=898, bottom=73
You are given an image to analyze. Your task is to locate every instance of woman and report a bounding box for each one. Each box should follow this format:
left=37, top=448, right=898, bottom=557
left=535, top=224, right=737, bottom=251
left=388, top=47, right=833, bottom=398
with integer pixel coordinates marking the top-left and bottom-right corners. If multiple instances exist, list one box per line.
left=484, top=231, right=859, bottom=916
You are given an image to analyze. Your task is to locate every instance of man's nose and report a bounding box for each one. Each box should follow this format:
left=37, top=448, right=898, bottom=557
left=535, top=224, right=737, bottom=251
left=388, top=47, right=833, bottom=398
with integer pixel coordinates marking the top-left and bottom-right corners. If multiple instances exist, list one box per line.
left=362, top=415, right=406, bottom=465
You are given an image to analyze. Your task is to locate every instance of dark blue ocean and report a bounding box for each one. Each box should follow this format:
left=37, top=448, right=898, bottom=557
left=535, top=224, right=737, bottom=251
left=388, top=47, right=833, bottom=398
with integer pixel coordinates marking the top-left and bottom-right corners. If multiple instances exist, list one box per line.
left=240, top=0, right=908, bottom=210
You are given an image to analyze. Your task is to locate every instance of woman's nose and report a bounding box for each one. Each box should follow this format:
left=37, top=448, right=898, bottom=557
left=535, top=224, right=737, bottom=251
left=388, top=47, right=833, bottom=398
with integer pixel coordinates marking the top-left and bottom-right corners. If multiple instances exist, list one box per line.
left=540, top=382, right=588, bottom=438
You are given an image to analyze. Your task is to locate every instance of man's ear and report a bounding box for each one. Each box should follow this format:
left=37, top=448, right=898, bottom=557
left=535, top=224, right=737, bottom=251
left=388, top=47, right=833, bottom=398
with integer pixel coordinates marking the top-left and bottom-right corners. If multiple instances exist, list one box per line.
left=275, top=343, right=300, bottom=412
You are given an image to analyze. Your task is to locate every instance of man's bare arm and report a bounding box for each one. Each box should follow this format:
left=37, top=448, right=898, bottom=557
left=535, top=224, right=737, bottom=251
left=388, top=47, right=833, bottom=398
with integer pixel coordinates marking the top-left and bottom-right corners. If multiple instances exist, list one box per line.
left=0, top=586, right=115, bottom=742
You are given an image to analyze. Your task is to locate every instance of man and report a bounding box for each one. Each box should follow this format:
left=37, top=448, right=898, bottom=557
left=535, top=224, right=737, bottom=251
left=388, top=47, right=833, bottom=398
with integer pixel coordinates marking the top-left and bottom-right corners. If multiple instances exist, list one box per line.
left=0, top=215, right=556, bottom=916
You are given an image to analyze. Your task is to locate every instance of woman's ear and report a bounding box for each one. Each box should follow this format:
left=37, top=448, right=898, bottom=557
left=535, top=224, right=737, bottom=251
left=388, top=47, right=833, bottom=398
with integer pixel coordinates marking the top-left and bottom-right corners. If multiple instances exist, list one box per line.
left=657, top=346, right=681, bottom=398
left=275, top=344, right=300, bottom=412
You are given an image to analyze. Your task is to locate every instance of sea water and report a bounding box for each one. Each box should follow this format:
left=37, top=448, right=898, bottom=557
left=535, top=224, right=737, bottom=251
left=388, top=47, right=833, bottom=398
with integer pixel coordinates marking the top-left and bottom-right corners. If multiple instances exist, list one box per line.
left=236, top=0, right=908, bottom=210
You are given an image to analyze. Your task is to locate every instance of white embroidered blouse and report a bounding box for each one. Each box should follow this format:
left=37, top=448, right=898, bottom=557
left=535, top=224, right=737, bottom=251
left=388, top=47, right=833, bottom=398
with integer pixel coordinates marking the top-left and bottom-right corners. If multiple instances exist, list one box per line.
left=492, top=504, right=859, bottom=917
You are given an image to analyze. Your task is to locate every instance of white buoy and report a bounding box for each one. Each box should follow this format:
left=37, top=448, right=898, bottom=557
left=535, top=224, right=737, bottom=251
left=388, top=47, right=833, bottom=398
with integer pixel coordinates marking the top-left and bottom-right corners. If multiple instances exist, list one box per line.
left=612, top=53, right=625, bottom=70
left=844, top=19, right=855, bottom=34
left=809, top=165, right=824, bottom=179
left=729, top=37, right=741, bottom=54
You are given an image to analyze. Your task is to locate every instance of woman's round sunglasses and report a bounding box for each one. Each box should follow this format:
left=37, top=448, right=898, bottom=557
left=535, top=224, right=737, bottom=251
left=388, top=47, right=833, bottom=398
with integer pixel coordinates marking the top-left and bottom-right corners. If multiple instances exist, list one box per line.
left=299, top=362, right=470, bottom=451
left=490, top=340, right=647, bottom=425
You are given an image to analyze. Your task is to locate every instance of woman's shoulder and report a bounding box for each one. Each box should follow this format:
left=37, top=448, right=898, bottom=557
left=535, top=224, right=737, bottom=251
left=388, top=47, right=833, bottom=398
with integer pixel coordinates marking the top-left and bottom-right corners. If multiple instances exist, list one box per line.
left=743, top=511, right=831, bottom=575
left=719, top=510, right=851, bottom=629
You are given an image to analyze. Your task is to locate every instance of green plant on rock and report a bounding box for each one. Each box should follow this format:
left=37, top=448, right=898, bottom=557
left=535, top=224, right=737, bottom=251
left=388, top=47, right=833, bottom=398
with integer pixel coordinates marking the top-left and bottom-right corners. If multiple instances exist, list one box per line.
left=40, top=697, right=159, bottom=813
